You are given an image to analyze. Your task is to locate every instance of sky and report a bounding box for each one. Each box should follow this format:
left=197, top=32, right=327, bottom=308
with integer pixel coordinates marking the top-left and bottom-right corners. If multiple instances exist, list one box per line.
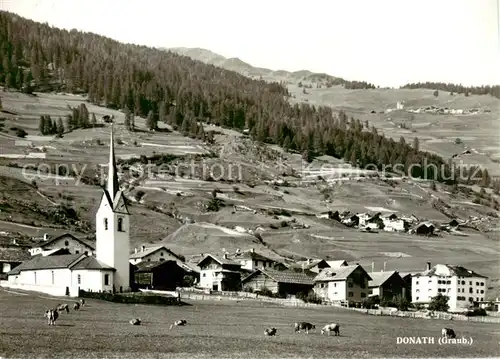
left=1, top=0, right=499, bottom=87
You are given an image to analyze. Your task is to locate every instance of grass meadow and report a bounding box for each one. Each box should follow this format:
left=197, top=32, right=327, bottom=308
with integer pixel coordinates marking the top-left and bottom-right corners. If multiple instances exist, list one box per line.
left=0, top=288, right=499, bottom=358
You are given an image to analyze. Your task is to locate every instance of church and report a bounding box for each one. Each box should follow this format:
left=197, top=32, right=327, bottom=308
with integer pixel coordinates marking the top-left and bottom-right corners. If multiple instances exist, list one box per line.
left=2, top=128, right=131, bottom=297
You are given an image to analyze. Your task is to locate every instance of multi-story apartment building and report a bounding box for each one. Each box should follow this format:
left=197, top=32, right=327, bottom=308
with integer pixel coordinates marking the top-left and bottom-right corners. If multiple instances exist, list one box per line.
left=411, top=262, right=488, bottom=311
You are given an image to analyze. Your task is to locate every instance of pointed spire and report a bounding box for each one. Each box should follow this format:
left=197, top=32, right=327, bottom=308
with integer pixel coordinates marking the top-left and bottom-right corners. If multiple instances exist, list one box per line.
left=107, top=124, right=119, bottom=201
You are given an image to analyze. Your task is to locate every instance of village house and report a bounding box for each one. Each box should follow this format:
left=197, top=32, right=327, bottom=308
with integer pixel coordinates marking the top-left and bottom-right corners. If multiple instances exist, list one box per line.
left=411, top=262, right=488, bottom=311
left=313, top=264, right=372, bottom=304
left=381, top=213, right=409, bottom=232
left=399, top=271, right=417, bottom=302
left=129, top=245, right=185, bottom=265
left=28, top=233, right=95, bottom=257
left=2, top=128, right=132, bottom=296
left=197, top=254, right=242, bottom=291
left=295, top=259, right=331, bottom=274
left=367, top=271, right=406, bottom=301
left=232, top=249, right=286, bottom=271
left=241, top=269, right=314, bottom=297
left=133, top=260, right=198, bottom=290
left=0, top=246, right=31, bottom=280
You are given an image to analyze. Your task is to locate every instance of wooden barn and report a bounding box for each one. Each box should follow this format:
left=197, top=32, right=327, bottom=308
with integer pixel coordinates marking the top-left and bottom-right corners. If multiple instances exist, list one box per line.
left=241, top=269, right=314, bottom=296
left=133, top=260, right=197, bottom=290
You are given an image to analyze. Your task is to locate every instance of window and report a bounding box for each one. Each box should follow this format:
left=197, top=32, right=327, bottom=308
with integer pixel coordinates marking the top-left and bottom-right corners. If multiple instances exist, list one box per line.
left=416, top=289, right=420, bottom=293
left=446, top=280, right=451, bottom=284
left=361, top=293, right=366, bottom=298
left=416, top=296, right=419, bottom=300
left=84, top=251, right=88, bottom=255
left=480, top=290, right=484, bottom=294
left=77, top=274, right=81, bottom=285
left=348, top=292, right=353, bottom=297
left=117, top=217, right=123, bottom=232
left=75, top=250, right=79, bottom=254
left=469, top=281, right=472, bottom=285
left=51, top=271, right=54, bottom=285
left=104, top=218, right=108, bottom=230
left=159, top=258, right=164, bottom=261
left=476, top=290, right=479, bottom=294
left=476, top=298, right=479, bottom=302
left=469, top=297, right=473, bottom=302
left=476, top=282, right=479, bottom=286
left=469, top=288, right=473, bottom=293
left=438, top=280, right=442, bottom=284
left=202, top=273, right=206, bottom=277
left=416, top=281, right=419, bottom=285
left=320, top=283, right=325, bottom=289
left=64, top=240, right=69, bottom=246
left=347, top=282, right=353, bottom=288
left=104, top=274, right=109, bottom=286
left=480, top=282, right=484, bottom=286
left=461, top=280, right=465, bottom=285
left=334, top=283, right=337, bottom=287
left=160, top=252, right=164, bottom=256
left=360, top=282, right=366, bottom=289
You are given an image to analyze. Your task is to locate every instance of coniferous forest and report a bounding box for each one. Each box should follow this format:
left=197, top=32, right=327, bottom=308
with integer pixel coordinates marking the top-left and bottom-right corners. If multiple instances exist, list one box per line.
left=0, top=11, right=496, bottom=186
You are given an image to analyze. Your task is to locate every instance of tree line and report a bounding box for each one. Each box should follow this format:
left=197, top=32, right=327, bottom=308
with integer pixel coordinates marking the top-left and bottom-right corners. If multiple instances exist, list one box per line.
left=0, top=11, right=494, bottom=187
left=401, top=82, right=500, bottom=99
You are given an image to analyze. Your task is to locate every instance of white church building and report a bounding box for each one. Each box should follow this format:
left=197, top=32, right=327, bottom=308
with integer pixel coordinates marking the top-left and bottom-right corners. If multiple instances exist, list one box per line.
left=1, top=128, right=131, bottom=297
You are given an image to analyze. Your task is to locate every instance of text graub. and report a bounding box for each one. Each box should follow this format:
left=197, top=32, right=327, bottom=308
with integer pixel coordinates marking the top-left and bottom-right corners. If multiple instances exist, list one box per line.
left=396, top=336, right=474, bottom=345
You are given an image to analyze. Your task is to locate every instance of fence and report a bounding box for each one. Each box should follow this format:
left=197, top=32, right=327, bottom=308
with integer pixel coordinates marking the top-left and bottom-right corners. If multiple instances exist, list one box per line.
left=348, top=307, right=500, bottom=323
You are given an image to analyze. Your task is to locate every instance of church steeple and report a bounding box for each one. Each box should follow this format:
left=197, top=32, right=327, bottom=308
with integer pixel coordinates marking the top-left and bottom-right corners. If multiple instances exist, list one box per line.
left=107, top=125, right=119, bottom=201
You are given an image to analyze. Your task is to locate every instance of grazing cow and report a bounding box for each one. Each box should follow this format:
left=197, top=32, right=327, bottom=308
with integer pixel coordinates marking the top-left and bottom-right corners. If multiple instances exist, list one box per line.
left=264, top=327, right=277, bottom=336
left=44, top=309, right=59, bottom=325
left=73, top=302, right=80, bottom=311
left=169, top=319, right=187, bottom=330
left=321, top=323, right=340, bottom=336
left=129, top=318, right=141, bottom=326
left=294, top=322, right=315, bottom=334
left=57, top=304, right=69, bottom=313
left=80, top=299, right=85, bottom=307
left=442, top=328, right=456, bottom=339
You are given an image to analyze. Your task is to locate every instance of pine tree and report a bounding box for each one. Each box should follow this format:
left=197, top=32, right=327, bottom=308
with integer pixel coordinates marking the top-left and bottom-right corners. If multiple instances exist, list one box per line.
left=412, top=137, right=420, bottom=152
left=91, top=113, right=97, bottom=127
left=159, top=101, right=167, bottom=123
left=39, top=115, right=46, bottom=135
left=146, top=110, right=157, bottom=130
left=56, top=117, right=64, bottom=137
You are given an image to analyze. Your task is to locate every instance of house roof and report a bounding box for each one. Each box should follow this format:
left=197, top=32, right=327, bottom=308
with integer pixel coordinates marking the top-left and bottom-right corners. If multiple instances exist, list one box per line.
left=242, top=269, right=314, bottom=286
left=37, top=233, right=95, bottom=250
left=33, top=248, right=71, bottom=257
left=0, top=246, right=31, bottom=262
left=71, top=256, right=115, bottom=271
left=129, top=245, right=183, bottom=260
left=399, top=271, right=419, bottom=279
left=413, top=264, right=488, bottom=279
left=8, top=254, right=85, bottom=275
left=135, top=260, right=177, bottom=272
left=368, top=271, right=399, bottom=287
left=197, top=254, right=241, bottom=267
left=233, top=250, right=275, bottom=262
left=314, top=265, right=372, bottom=282
left=295, top=259, right=328, bottom=270
left=326, top=260, right=348, bottom=268
left=416, top=221, right=435, bottom=228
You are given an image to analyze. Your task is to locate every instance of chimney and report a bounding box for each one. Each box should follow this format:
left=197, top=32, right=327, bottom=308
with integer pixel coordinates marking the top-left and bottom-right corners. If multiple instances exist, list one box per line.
left=371, top=262, right=374, bottom=273
left=134, top=248, right=138, bottom=254
left=307, top=258, right=311, bottom=265
left=426, top=262, right=431, bottom=271
left=383, top=261, right=387, bottom=271
left=12, top=239, right=17, bottom=245
left=141, top=245, right=145, bottom=252
left=43, top=233, right=50, bottom=241
left=251, top=248, right=254, bottom=253
left=223, top=253, right=228, bottom=259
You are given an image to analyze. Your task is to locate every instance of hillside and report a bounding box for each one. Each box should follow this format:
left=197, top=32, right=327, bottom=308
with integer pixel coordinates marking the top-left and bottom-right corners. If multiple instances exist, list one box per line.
left=0, top=12, right=499, bottom=299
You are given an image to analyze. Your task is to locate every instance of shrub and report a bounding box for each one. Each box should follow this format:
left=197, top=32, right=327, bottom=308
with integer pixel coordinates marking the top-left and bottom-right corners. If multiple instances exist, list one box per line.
left=242, top=286, right=254, bottom=293
left=78, top=290, right=182, bottom=306
left=362, top=295, right=380, bottom=309
left=428, top=293, right=449, bottom=312
left=465, top=308, right=487, bottom=317
left=255, top=287, right=274, bottom=297
left=296, top=291, right=322, bottom=304
left=16, top=128, right=27, bottom=138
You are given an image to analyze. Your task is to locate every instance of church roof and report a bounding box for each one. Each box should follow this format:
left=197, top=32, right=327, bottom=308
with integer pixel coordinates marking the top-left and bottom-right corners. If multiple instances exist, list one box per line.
left=8, top=254, right=84, bottom=275
left=71, top=256, right=115, bottom=271
left=107, top=125, right=119, bottom=201
left=7, top=254, right=116, bottom=275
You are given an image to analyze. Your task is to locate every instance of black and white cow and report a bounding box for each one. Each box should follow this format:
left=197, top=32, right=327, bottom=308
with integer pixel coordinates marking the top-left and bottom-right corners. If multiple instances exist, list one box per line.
left=442, top=328, right=456, bottom=339
left=44, top=309, right=59, bottom=325
left=294, top=322, right=315, bottom=334
left=321, top=323, right=340, bottom=336
left=169, top=319, right=187, bottom=330
left=264, top=327, right=277, bottom=336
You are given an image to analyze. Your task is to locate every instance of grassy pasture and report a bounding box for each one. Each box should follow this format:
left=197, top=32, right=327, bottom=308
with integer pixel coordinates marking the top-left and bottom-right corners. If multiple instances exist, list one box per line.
left=0, top=289, right=498, bottom=358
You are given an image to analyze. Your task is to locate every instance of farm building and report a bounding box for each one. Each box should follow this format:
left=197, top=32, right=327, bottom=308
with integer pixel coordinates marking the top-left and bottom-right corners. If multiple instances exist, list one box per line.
left=232, top=249, right=286, bottom=271
left=381, top=213, right=409, bottom=232
left=367, top=271, right=406, bottom=301
left=197, top=254, right=242, bottom=291
left=313, top=264, right=372, bottom=304
left=133, top=260, right=197, bottom=290
left=29, top=233, right=95, bottom=257
left=294, top=259, right=330, bottom=274
left=0, top=246, right=31, bottom=280
left=399, top=271, right=418, bottom=301
left=129, top=245, right=185, bottom=265
left=413, top=222, right=435, bottom=236
left=411, top=262, right=488, bottom=311
left=2, top=128, right=132, bottom=296
left=241, top=269, right=314, bottom=296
